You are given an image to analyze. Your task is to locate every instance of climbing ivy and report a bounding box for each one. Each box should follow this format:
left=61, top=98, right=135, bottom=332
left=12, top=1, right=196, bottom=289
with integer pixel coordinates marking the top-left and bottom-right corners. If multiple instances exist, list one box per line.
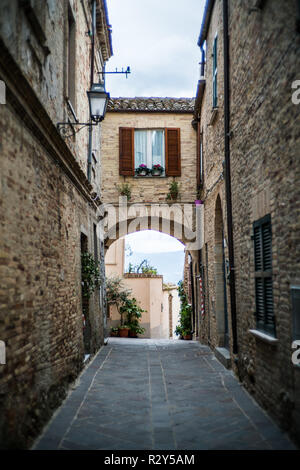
left=175, top=280, right=192, bottom=337
left=81, top=252, right=101, bottom=299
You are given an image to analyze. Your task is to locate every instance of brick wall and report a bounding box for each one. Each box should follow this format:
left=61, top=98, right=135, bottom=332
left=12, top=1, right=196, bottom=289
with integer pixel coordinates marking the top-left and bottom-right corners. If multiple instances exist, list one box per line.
left=0, top=0, right=111, bottom=448
left=195, top=0, right=300, bottom=446
left=101, top=108, right=197, bottom=204
left=229, top=0, right=300, bottom=443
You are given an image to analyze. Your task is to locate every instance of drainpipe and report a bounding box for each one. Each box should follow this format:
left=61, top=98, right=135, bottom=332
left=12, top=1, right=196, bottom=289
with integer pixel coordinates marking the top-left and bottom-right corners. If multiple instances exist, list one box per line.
left=87, top=0, right=97, bottom=182
left=200, top=46, right=205, bottom=78
left=223, top=0, right=238, bottom=354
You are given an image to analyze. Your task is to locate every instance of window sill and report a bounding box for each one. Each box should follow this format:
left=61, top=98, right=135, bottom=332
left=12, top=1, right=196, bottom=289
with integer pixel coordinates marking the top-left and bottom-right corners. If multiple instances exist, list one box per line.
left=134, top=174, right=166, bottom=178
left=249, top=329, right=278, bottom=345
left=208, top=107, right=219, bottom=126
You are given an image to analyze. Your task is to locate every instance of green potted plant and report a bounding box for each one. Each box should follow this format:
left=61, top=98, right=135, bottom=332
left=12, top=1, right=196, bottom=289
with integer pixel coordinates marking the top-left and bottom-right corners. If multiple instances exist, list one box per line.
left=117, top=182, right=132, bottom=201
left=135, top=164, right=149, bottom=176
left=110, top=327, right=119, bottom=337
left=120, top=297, right=146, bottom=338
left=175, top=281, right=193, bottom=340
left=166, top=180, right=180, bottom=201
left=118, top=325, right=130, bottom=337
left=182, top=329, right=193, bottom=340
left=151, top=164, right=164, bottom=176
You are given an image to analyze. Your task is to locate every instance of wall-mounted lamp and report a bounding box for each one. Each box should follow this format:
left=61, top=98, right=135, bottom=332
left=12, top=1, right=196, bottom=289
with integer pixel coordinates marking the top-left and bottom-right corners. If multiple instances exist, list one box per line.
left=57, top=83, right=110, bottom=136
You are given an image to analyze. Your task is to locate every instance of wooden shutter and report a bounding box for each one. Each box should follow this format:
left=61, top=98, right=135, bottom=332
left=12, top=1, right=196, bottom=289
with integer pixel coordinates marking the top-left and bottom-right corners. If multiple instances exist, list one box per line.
left=253, top=215, right=275, bottom=336
left=165, top=128, right=181, bottom=176
left=119, top=128, right=134, bottom=176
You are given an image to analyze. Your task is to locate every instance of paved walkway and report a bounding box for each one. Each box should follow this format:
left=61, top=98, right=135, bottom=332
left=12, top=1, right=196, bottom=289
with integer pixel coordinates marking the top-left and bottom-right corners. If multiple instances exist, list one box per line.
left=33, top=338, right=296, bottom=450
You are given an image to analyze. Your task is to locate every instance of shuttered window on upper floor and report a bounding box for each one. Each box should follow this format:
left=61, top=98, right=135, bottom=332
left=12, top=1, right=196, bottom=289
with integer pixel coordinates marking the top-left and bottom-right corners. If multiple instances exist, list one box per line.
left=253, top=214, right=276, bottom=337
left=119, top=127, right=181, bottom=177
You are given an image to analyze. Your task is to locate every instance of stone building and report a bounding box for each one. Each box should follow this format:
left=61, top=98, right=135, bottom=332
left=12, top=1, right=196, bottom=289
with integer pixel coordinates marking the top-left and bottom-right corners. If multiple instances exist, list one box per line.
left=193, top=0, right=300, bottom=445
left=0, top=0, right=112, bottom=448
left=100, top=97, right=201, bottom=252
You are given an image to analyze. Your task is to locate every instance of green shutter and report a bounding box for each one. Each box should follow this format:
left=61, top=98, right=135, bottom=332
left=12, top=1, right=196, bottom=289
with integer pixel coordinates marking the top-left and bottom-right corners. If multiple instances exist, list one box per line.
left=253, top=215, right=275, bottom=336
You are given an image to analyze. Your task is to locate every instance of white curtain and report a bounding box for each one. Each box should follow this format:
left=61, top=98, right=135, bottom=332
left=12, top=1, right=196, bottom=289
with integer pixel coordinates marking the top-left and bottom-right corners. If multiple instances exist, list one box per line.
left=151, top=130, right=164, bottom=167
left=135, top=130, right=147, bottom=167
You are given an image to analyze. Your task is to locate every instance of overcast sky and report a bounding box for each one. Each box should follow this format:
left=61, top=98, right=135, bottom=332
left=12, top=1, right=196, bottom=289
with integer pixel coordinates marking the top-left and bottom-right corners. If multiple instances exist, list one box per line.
left=105, top=0, right=206, bottom=98
left=105, top=1, right=205, bottom=281
left=125, top=231, right=185, bottom=254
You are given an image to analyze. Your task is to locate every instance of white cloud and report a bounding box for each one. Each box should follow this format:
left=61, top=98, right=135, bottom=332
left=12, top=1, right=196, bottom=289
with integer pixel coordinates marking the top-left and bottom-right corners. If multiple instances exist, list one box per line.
left=105, top=0, right=206, bottom=98
left=124, top=231, right=185, bottom=254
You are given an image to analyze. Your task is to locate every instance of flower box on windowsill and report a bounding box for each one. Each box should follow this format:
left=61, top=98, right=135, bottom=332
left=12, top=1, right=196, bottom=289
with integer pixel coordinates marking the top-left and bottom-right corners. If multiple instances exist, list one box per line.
left=151, top=165, right=164, bottom=176
left=135, top=166, right=149, bottom=176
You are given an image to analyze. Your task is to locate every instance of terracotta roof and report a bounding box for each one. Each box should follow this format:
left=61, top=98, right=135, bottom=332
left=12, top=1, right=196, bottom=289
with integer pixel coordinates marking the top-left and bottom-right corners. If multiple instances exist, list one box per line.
left=107, top=97, right=195, bottom=113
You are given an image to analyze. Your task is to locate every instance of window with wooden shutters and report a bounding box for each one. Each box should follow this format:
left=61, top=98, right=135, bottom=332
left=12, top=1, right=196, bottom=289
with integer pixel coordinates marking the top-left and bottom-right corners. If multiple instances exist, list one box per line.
left=165, top=128, right=181, bottom=176
left=119, top=128, right=134, bottom=176
left=253, top=215, right=276, bottom=336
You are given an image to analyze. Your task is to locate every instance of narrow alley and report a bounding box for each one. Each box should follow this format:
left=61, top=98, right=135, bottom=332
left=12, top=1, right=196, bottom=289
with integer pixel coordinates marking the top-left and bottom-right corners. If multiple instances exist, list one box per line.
left=34, top=339, right=295, bottom=451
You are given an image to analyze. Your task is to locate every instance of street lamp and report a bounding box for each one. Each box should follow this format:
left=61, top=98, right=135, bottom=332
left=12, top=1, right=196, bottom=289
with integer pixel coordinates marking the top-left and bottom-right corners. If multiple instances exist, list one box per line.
left=56, top=82, right=110, bottom=135
left=87, top=83, right=110, bottom=123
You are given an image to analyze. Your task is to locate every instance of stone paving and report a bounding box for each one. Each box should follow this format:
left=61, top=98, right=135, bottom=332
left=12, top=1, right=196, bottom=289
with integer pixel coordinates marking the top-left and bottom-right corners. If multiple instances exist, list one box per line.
left=33, top=338, right=297, bottom=450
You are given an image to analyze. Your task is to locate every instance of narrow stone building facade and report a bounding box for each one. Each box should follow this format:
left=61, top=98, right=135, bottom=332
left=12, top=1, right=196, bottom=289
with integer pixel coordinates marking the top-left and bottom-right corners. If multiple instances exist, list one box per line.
left=0, top=0, right=112, bottom=448
left=100, top=98, right=199, bottom=252
left=194, top=0, right=300, bottom=446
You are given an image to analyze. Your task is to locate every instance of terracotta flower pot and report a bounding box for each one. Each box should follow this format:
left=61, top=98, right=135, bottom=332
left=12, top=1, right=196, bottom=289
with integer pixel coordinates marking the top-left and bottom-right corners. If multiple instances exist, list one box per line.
left=129, top=330, right=137, bottom=338
left=183, top=334, right=192, bottom=340
left=119, top=327, right=129, bottom=337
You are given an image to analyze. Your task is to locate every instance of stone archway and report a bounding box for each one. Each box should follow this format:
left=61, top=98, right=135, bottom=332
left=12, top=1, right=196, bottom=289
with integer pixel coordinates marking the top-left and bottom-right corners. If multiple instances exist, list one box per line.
left=101, top=201, right=202, bottom=253
left=214, top=195, right=229, bottom=348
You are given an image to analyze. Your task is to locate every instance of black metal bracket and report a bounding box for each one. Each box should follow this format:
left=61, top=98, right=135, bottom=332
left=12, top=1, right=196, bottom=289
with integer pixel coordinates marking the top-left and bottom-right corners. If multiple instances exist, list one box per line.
left=56, top=121, right=100, bottom=138
left=98, top=66, right=131, bottom=80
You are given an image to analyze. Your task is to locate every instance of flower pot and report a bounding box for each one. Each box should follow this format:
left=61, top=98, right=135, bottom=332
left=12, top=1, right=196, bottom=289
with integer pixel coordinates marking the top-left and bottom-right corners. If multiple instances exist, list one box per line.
left=110, top=331, right=119, bottom=337
left=152, top=169, right=162, bottom=176
left=183, top=334, right=192, bottom=340
left=139, top=170, right=147, bottom=176
left=119, top=327, right=129, bottom=337
left=129, top=330, right=137, bottom=338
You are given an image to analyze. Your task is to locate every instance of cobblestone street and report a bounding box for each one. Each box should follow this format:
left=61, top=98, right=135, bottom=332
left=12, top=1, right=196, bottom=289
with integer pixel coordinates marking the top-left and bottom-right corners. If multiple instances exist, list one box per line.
left=33, top=339, right=296, bottom=451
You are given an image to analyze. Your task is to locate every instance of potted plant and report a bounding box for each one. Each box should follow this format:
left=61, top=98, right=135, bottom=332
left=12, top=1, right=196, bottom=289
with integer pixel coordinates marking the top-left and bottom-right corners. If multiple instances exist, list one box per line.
left=166, top=180, right=180, bottom=201
left=175, top=281, right=193, bottom=340
left=182, top=329, right=193, bottom=340
left=120, top=297, right=146, bottom=338
left=110, top=327, right=119, bottom=337
left=151, top=164, right=164, bottom=176
left=135, top=164, right=149, bottom=176
left=117, top=182, right=132, bottom=201
left=118, top=325, right=130, bottom=337
left=128, top=324, right=146, bottom=338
